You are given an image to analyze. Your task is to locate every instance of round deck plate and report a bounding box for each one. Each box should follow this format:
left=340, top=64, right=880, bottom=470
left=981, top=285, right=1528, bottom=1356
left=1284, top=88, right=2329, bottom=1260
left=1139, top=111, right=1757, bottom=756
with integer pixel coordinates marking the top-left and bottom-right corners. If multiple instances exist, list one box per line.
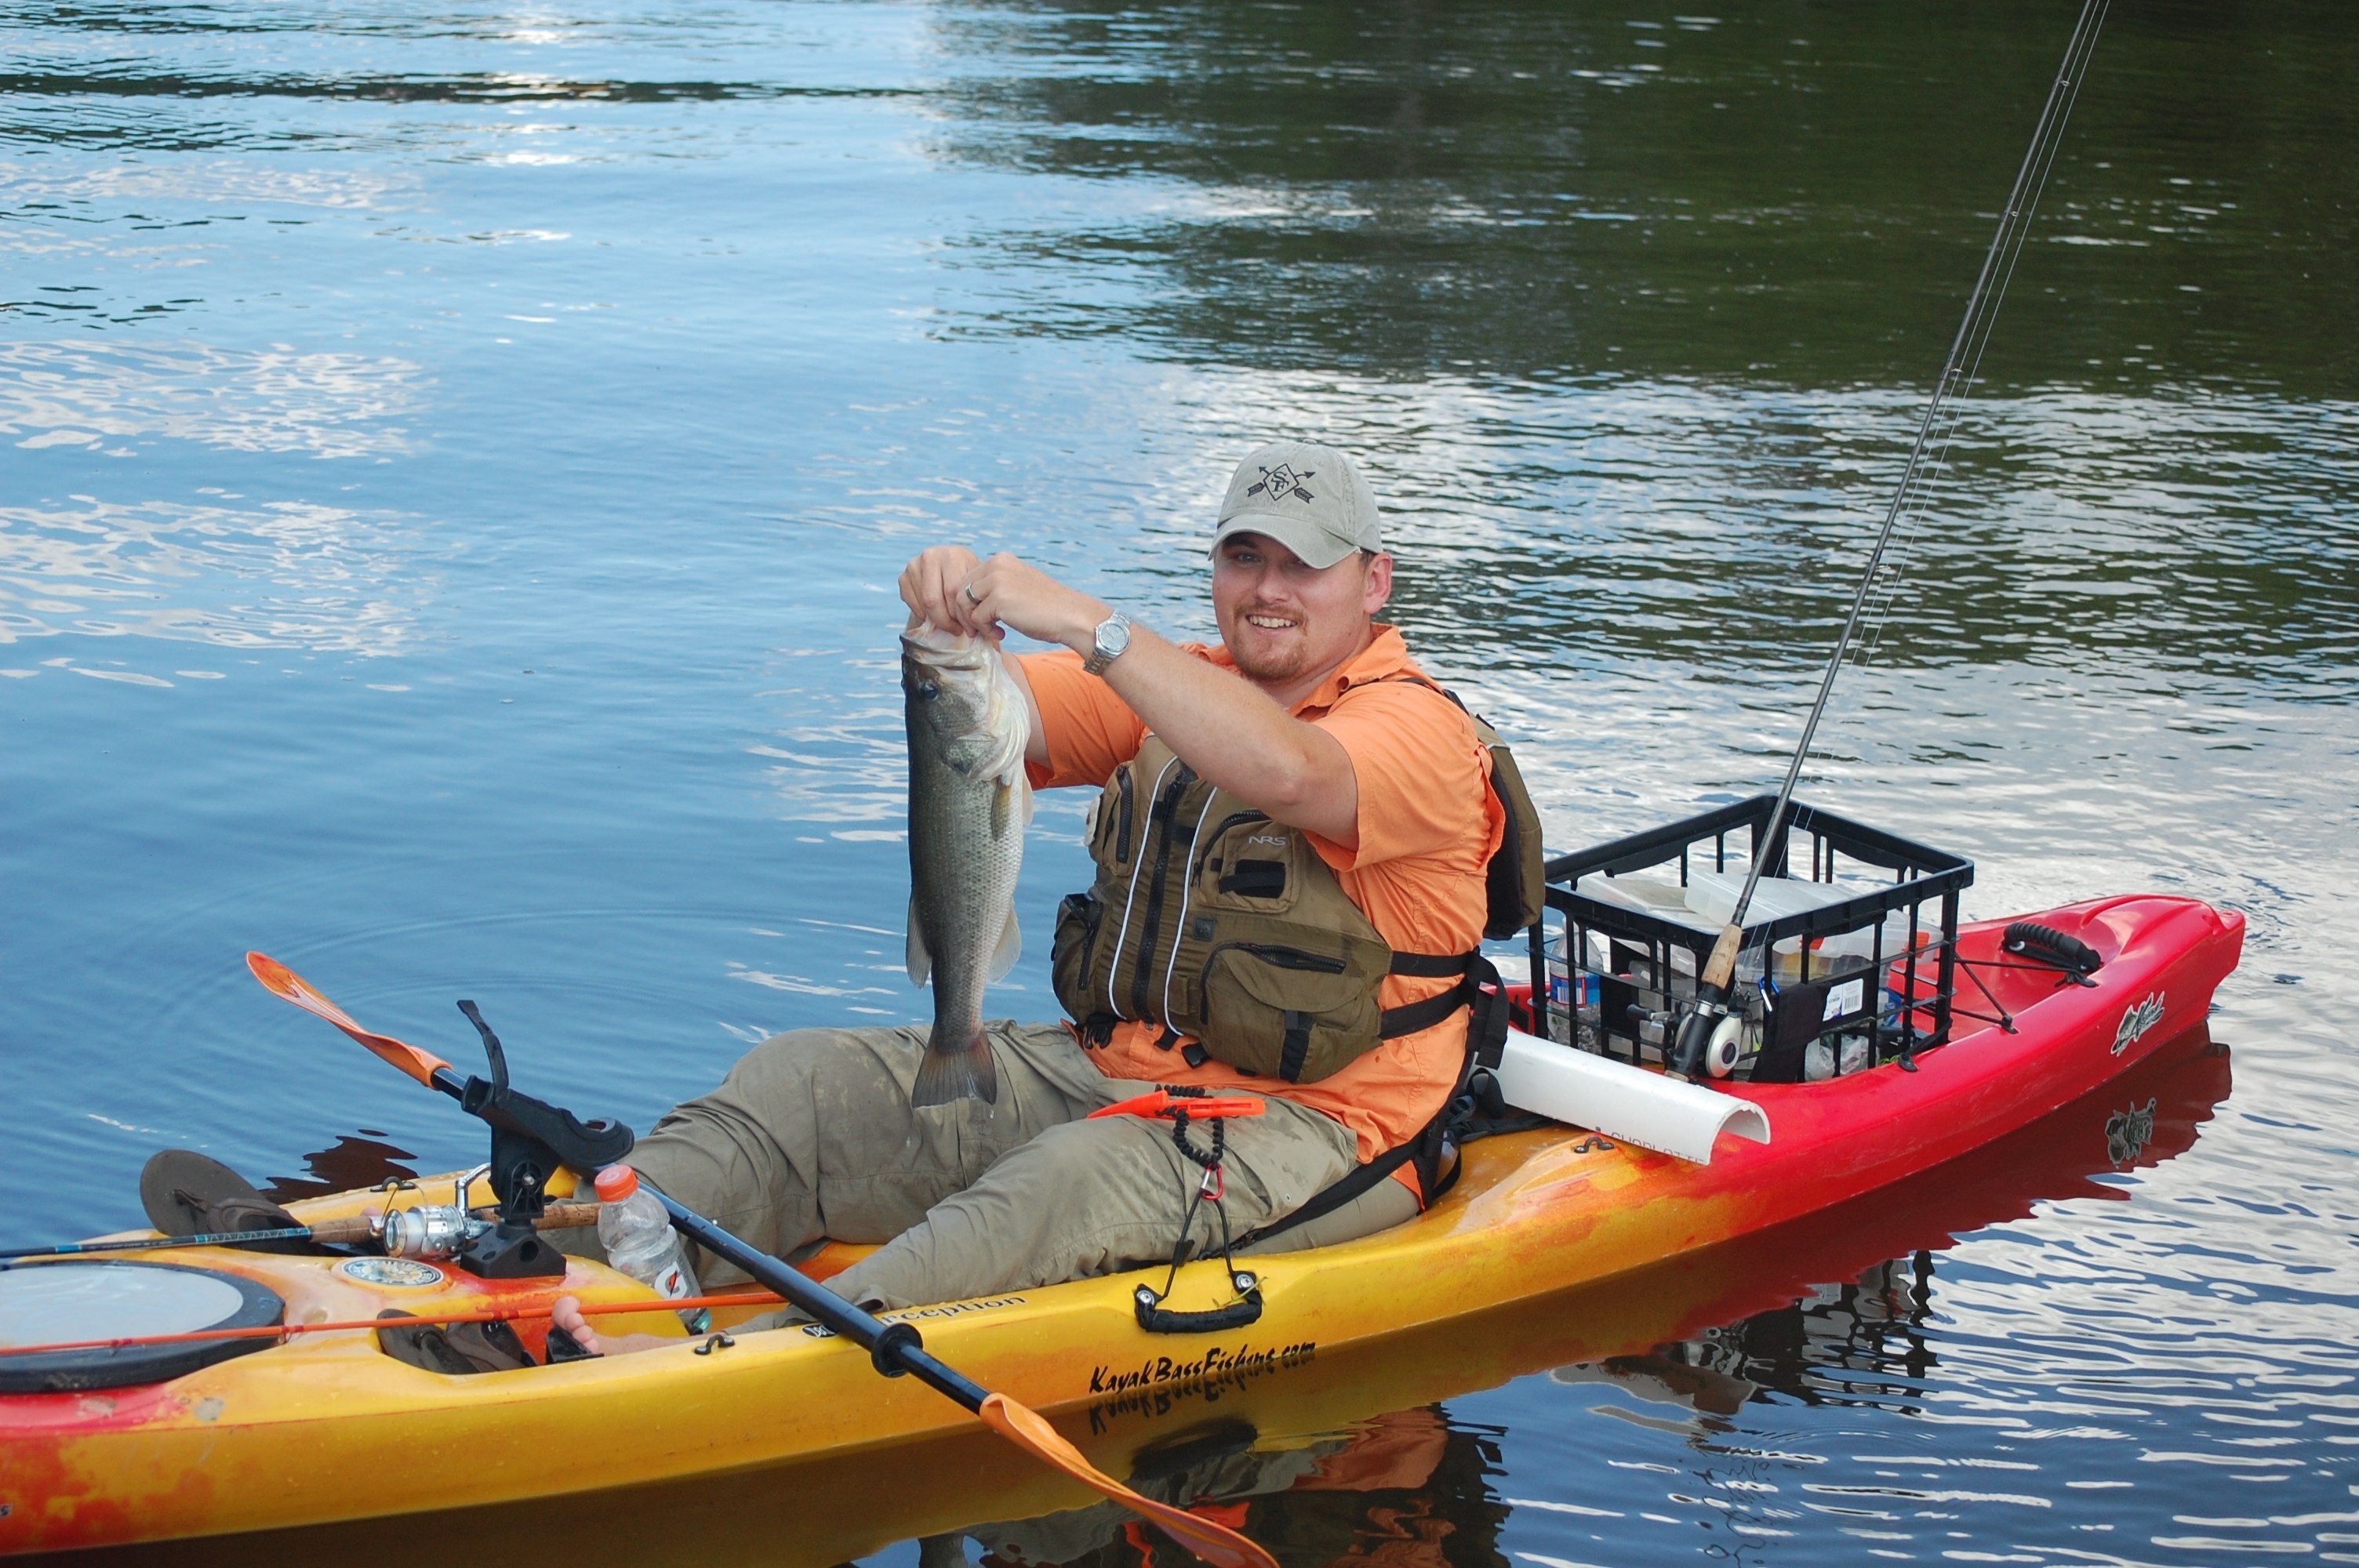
left=0, top=1259, right=285, bottom=1392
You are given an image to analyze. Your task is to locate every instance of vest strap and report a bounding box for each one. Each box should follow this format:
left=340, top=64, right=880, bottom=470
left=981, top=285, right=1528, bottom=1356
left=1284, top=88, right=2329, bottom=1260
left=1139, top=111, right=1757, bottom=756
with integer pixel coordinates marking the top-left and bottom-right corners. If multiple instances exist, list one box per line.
left=1278, top=1011, right=1314, bottom=1081
left=1387, top=949, right=1474, bottom=979
left=1246, top=955, right=1511, bottom=1247
left=1377, top=982, right=1471, bottom=1040
left=1376, top=948, right=1479, bottom=1039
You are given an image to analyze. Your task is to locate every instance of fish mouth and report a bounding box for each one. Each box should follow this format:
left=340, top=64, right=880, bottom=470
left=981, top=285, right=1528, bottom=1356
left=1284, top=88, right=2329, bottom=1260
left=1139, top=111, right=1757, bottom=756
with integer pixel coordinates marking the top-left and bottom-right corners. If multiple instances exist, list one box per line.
left=902, top=624, right=992, bottom=666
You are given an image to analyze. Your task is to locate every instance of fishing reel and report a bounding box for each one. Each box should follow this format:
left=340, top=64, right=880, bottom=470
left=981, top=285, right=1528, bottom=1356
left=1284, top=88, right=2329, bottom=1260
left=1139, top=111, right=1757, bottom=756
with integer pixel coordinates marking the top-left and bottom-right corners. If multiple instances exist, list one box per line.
left=1668, top=1002, right=1746, bottom=1081
left=378, top=1203, right=480, bottom=1262
left=371, top=1165, right=495, bottom=1263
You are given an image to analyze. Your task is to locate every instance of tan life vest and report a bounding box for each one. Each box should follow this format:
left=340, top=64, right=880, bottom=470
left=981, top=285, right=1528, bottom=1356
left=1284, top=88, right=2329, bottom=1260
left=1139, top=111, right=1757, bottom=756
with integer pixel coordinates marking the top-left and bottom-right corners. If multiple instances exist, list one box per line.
left=1049, top=726, right=1481, bottom=1084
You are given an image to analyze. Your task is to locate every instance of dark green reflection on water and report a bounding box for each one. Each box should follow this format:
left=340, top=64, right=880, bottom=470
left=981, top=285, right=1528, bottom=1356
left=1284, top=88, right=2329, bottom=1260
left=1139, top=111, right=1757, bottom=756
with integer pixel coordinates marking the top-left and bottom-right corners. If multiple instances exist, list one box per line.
left=915, top=0, right=2359, bottom=692
left=928, top=0, right=2355, bottom=395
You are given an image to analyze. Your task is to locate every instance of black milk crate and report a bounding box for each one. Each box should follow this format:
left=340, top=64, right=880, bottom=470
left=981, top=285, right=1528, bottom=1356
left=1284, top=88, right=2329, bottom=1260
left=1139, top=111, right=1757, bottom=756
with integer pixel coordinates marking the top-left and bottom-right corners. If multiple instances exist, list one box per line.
left=1524, top=797, right=1973, bottom=1082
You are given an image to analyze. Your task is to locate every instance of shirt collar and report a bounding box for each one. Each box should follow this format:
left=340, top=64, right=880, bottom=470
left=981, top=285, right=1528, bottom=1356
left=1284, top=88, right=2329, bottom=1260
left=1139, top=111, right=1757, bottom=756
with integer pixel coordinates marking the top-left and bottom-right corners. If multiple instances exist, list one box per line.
left=1296, top=624, right=1412, bottom=716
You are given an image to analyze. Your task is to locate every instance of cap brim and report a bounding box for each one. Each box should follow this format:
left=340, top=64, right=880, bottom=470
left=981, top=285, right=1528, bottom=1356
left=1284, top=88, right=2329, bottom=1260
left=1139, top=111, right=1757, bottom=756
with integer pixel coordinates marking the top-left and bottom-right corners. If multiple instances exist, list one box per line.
left=1209, top=514, right=1361, bottom=570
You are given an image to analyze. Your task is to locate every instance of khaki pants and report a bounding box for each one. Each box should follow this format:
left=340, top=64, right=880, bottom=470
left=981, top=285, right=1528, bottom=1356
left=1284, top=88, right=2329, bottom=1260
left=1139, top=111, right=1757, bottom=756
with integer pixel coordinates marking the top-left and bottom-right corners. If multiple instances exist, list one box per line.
left=622, top=1020, right=1415, bottom=1312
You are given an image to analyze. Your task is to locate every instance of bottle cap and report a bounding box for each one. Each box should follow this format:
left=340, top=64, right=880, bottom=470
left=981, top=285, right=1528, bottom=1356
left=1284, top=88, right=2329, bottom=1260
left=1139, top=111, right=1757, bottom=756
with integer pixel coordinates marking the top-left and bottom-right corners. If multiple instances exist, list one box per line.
left=593, top=1164, right=639, bottom=1202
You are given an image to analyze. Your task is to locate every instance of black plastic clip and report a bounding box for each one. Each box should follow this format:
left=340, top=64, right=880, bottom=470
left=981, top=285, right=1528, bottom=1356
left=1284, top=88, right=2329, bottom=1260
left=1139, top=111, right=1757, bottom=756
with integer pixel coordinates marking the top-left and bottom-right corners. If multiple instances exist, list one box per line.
left=694, top=1332, right=736, bottom=1356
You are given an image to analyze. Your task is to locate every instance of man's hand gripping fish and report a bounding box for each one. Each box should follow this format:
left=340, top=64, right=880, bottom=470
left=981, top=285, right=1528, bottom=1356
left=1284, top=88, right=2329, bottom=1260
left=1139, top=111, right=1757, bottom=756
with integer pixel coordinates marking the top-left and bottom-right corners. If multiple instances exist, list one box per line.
left=902, top=622, right=1032, bottom=1107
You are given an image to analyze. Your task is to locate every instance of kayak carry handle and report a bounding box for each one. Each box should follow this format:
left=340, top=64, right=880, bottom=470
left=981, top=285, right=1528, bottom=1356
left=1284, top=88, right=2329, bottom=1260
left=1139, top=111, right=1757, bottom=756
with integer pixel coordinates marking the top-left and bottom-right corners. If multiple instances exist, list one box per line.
left=1133, top=1276, right=1263, bottom=1334
left=2001, top=921, right=2103, bottom=985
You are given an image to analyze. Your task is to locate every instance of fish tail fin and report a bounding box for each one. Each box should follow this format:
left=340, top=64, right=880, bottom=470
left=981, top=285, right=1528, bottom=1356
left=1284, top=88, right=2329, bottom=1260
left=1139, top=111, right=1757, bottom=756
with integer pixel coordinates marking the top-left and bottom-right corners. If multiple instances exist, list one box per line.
left=912, top=1025, right=999, bottom=1109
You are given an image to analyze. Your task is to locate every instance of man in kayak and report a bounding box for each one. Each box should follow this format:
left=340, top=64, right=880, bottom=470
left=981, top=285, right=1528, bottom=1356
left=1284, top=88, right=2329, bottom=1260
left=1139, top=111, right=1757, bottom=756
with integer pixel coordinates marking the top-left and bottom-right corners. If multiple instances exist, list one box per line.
left=556, top=438, right=1506, bottom=1352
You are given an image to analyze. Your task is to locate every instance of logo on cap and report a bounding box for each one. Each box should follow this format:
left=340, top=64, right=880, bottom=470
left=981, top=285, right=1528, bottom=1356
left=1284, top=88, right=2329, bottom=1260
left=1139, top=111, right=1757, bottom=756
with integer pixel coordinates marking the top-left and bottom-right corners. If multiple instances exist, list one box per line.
left=1246, top=464, right=1316, bottom=503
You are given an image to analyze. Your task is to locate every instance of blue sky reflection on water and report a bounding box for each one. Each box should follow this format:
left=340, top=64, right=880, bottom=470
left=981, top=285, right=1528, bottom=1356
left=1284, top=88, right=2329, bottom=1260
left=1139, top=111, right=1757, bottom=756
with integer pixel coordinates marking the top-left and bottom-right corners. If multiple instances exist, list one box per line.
left=2, top=0, right=2356, bottom=1562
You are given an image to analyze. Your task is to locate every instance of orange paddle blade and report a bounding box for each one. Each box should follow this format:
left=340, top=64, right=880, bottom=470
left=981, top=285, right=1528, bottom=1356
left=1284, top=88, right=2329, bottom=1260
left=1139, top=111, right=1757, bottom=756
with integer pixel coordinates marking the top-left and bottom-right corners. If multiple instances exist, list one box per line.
left=977, top=1393, right=1278, bottom=1568
left=245, top=952, right=453, bottom=1086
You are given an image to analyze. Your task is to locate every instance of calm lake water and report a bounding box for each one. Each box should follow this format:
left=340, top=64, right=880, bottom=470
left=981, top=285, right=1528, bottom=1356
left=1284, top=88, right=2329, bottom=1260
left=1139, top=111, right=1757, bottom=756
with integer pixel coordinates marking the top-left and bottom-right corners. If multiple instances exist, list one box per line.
left=5, top=0, right=2356, bottom=1563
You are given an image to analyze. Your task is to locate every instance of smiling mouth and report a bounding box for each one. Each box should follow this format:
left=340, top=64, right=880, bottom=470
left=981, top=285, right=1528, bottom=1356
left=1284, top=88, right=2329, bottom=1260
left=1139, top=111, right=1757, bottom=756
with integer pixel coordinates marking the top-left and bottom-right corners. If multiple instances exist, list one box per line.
left=1243, top=613, right=1296, bottom=631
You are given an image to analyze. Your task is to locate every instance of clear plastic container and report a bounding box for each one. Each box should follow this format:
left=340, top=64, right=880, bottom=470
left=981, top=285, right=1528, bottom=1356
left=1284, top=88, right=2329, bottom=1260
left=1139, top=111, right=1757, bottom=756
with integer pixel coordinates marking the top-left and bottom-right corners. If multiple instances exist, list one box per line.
left=594, top=1164, right=710, bottom=1334
left=1574, top=873, right=1720, bottom=935
left=1682, top=869, right=1864, bottom=929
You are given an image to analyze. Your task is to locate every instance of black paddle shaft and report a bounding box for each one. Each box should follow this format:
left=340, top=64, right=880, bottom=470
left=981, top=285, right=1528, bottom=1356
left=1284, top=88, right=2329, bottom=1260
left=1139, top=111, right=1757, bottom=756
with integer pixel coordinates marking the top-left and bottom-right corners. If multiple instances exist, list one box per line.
left=416, top=1061, right=990, bottom=1410
left=656, top=1192, right=991, bottom=1413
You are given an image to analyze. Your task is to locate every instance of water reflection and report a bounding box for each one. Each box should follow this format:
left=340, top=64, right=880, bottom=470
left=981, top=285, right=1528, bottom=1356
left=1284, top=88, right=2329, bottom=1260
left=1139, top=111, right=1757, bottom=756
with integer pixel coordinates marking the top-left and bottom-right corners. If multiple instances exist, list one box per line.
left=922, top=0, right=2358, bottom=394
left=0, top=340, right=420, bottom=455
left=258, top=1129, right=418, bottom=1203
left=0, top=492, right=423, bottom=655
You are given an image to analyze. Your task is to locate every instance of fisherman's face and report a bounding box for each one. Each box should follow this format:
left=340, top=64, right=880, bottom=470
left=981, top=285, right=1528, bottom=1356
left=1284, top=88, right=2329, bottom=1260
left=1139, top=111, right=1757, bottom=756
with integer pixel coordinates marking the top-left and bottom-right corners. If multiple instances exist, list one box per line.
left=1212, top=533, right=1393, bottom=691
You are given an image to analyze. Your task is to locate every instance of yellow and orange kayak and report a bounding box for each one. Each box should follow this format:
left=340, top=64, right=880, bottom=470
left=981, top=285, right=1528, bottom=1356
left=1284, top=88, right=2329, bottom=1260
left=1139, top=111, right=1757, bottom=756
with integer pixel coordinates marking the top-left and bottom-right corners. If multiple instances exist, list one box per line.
left=0, top=895, right=2242, bottom=1555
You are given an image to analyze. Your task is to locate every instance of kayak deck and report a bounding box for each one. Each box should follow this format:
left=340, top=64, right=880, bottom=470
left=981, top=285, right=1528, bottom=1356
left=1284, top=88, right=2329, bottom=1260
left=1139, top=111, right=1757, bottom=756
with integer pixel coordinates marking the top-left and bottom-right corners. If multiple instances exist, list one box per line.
left=0, top=894, right=2244, bottom=1555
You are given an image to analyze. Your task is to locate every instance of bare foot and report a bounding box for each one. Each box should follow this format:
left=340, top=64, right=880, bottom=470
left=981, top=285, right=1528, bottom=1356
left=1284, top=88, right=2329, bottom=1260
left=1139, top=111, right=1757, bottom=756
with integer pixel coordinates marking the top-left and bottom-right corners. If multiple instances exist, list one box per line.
left=548, top=1295, right=668, bottom=1358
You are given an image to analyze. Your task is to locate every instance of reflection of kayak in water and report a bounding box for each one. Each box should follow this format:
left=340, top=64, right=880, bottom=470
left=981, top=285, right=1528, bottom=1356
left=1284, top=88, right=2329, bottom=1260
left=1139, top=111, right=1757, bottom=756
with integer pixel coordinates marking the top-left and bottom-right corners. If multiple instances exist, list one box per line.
left=0, top=895, right=2240, bottom=1556
left=1550, top=1028, right=2235, bottom=1428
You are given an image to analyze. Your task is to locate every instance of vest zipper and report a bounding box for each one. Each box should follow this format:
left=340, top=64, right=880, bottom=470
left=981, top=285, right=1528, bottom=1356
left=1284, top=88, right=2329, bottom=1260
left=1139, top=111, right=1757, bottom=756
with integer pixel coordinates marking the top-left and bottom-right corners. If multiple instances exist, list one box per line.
left=1128, top=763, right=1196, bottom=1023
left=1200, top=810, right=1269, bottom=874
left=1197, top=939, right=1349, bottom=989
left=1241, top=942, right=1348, bottom=974
left=1114, top=769, right=1136, bottom=862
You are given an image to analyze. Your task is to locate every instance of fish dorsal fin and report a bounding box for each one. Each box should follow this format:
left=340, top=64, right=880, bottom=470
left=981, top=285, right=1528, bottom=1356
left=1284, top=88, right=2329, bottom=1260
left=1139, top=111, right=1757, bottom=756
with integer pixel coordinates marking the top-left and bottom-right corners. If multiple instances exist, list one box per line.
left=906, top=895, right=932, bottom=987
left=986, top=907, right=1021, bottom=983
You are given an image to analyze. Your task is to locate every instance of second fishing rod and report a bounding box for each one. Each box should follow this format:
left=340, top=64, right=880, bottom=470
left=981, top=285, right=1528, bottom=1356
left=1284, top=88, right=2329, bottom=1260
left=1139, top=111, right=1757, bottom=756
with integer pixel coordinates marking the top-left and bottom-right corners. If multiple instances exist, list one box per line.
left=1667, top=0, right=2112, bottom=1081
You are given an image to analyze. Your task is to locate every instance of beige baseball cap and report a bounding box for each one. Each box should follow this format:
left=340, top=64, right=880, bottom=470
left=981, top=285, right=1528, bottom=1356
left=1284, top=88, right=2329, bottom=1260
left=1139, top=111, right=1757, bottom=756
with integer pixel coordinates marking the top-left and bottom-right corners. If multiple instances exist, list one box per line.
left=1210, top=439, right=1383, bottom=569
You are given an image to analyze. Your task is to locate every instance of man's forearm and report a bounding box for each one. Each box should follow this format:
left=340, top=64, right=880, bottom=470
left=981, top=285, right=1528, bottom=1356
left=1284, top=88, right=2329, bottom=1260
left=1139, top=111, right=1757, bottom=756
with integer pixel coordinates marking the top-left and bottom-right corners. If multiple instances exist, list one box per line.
left=901, top=545, right=1359, bottom=844
left=1095, top=623, right=1358, bottom=845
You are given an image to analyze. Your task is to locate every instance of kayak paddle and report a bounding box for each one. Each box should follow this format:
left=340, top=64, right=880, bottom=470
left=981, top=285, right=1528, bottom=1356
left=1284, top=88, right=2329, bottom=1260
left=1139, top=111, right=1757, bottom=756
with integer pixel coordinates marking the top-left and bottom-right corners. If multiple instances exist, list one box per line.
left=245, top=952, right=1281, bottom=1568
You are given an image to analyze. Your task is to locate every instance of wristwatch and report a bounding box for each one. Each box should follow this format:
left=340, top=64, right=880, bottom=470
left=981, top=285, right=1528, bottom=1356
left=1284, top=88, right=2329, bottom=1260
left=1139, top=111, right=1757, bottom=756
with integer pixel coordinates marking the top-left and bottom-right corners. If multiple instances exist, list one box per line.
left=1083, top=612, right=1133, bottom=677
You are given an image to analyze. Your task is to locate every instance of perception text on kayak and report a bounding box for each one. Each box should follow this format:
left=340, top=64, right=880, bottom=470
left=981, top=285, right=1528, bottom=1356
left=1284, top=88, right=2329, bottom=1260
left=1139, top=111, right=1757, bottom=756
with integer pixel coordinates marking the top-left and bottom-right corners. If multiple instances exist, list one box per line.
left=798, top=1296, right=1027, bottom=1338
left=1087, top=1340, right=1317, bottom=1398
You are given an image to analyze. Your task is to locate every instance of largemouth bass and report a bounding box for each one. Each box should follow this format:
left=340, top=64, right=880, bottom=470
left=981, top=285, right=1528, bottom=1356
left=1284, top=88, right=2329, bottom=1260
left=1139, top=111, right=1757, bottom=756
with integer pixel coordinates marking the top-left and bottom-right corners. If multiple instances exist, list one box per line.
left=902, top=622, right=1032, bottom=1107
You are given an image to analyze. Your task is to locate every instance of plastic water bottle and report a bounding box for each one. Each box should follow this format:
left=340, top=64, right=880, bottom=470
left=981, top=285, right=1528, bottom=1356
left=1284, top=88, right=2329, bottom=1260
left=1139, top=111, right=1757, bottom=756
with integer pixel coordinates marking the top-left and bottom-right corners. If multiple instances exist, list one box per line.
left=593, top=1165, right=710, bottom=1333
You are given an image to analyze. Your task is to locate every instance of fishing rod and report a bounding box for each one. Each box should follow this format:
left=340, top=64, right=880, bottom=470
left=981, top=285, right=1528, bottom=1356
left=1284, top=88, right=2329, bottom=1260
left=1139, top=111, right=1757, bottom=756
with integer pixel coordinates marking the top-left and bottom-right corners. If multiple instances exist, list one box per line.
left=0, top=1201, right=602, bottom=1265
left=1669, top=0, right=2113, bottom=1080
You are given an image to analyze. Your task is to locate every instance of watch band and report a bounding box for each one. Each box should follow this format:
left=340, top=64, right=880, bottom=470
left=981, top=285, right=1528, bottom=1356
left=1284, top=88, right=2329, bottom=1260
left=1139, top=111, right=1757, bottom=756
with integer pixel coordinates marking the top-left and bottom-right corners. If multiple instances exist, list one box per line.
left=1083, top=612, right=1133, bottom=677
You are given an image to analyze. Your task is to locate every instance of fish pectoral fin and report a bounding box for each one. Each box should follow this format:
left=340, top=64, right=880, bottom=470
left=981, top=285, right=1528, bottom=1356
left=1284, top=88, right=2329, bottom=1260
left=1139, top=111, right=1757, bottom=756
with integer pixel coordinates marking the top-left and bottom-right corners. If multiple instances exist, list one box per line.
left=986, top=907, right=1021, bottom=983
left=990, top=779, right=1015, bottom=838
left=907, top=896, right=933, bottom=987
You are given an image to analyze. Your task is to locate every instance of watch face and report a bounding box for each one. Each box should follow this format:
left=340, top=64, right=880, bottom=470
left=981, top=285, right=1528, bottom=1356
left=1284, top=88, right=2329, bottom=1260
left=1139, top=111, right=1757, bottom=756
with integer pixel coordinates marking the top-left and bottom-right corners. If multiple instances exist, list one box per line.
left=1096, top=616, right=1131, bottom=659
